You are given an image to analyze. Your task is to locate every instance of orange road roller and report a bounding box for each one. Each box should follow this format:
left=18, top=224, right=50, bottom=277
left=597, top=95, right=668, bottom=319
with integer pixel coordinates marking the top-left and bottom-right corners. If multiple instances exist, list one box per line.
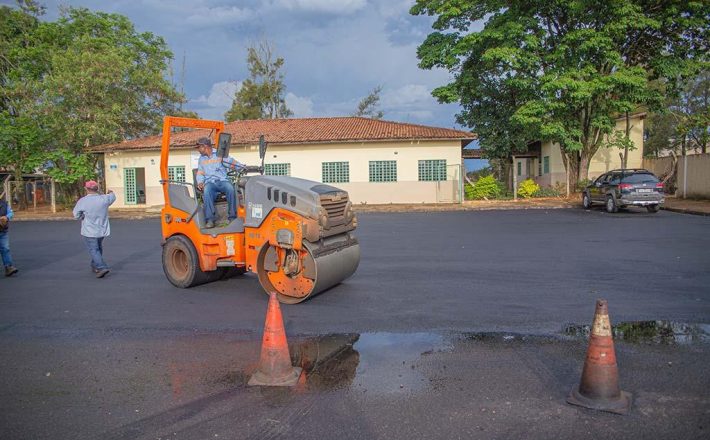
left=159, top=116, right=360, bottom=303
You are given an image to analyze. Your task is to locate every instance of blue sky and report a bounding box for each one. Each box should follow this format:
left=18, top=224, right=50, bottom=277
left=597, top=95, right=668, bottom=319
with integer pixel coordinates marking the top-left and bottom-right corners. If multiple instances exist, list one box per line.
left=8, top=0, right=470, bottom=130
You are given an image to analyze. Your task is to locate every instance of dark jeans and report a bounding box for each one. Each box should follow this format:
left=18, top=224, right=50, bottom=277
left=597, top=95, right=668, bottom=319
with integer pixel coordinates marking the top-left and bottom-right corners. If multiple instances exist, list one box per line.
left=83, top=236, right=108, bottom=271
left=203, top=180, right=236, bottom=222
left=0, top=231, right=13, bottom=267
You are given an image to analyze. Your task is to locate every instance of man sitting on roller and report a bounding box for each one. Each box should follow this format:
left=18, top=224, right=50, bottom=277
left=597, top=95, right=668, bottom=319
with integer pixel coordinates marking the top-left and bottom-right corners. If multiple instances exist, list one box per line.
left=195, top=136, right=245, bottom=229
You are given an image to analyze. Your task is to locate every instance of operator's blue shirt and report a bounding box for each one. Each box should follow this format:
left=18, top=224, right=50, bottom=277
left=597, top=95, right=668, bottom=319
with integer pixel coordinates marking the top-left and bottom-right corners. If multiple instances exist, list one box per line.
left=196, top=150, right=245, bottom=185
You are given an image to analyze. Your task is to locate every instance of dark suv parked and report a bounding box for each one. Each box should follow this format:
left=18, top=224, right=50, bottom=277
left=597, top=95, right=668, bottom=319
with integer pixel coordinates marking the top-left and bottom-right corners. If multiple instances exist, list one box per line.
left=582, top=169, right=664, bottom=213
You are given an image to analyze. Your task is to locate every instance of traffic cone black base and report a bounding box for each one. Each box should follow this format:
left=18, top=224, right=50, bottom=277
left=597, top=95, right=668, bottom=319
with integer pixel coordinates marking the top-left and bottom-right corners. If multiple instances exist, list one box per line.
left=248, top=366, right=302, bottom=387
left=567, top=388, right=632, bottom=415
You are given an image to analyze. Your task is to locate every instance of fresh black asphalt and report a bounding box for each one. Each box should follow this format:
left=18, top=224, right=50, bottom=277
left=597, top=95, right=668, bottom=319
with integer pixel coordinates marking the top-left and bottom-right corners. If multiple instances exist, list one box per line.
left=2, top=208, right=709, bottom=335
left=1, top=208, right=708, bottom=439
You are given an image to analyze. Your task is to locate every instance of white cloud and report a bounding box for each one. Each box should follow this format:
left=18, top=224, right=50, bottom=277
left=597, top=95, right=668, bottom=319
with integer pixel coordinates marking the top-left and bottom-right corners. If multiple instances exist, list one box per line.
left=381, top=84, right=434, bottom=108
left=184, top=5, right=254, bottom=25
left=285, top=92, right=314, bottom=117
left=275, top=0, right=367, bottom=14
left=190, top=81, right=239, bottom=119
left=377, top=0, right=416, bottom=18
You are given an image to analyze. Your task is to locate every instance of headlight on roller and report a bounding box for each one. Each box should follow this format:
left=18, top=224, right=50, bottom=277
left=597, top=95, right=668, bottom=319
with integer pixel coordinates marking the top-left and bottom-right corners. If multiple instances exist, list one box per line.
left=318, top=206, right=328, bottom=228
left=344, top=201, right=354, bottom=223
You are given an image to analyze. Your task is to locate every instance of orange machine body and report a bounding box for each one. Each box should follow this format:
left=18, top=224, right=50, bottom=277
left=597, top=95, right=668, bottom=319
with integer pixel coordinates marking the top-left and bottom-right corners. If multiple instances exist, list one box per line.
left=160, top=117, right=309, bottom=276
left=159, top=116, right=360, bottom=303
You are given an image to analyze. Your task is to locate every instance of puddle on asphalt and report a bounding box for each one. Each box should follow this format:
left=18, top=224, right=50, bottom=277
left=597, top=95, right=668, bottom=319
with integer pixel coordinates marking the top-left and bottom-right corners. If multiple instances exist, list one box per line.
left=563, top=320, right=710, bottom=344
left=292, top=332, right=452, bottom=394
left=210, top=322, right=708, bottom=395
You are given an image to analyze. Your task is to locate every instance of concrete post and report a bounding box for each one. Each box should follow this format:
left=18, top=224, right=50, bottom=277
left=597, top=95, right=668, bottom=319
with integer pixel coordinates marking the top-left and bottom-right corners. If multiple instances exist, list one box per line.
left=4, top=177, right=11, bottom=210
left=512, top=155, right=517, bottom=201
left=51, top=178, right=56, bottom=213
left=32, top=181, right=37, bottom=209
left=683, top=155, right=688, bottom=199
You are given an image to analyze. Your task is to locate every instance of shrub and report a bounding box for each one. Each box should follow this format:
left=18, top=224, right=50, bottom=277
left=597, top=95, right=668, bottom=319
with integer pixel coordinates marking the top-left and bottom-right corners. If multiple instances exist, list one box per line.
left=576, top=178, right=591, bottom=192
left=517, top=179, right=540, bottom=198
left=533, top=186, right=561, bottom=197
left=467, top=175, right=502, bottom=200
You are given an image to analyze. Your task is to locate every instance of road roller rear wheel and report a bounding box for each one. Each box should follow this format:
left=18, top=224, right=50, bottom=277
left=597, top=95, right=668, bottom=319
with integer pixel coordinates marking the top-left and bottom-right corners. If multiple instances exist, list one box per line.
left=256, top=243, right=316, bottom=304
left=162, top=235, right=219, bottom=288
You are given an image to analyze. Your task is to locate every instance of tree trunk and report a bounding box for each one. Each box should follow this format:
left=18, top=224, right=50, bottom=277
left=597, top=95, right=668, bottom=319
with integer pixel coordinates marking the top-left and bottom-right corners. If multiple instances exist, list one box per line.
left=13, top=169, right=26, bottom=210
left=562, top=151, right=582, bottom=192
left=622, top=112, right=630, bottom=169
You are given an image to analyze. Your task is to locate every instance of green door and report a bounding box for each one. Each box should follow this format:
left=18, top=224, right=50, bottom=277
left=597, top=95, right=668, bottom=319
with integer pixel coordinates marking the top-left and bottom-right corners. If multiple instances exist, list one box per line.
left=124, top=168, right=137, bottom=205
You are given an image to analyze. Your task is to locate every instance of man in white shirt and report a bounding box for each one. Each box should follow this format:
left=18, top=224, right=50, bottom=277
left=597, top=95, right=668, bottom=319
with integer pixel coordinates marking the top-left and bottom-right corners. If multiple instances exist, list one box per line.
left=73, top=180, right=116, bottom=278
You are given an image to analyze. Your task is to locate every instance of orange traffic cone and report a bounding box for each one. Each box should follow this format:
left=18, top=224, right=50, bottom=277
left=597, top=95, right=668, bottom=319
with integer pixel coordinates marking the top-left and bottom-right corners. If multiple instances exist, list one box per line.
left=567, top=299, right=632, bottom=414
left=248, top=291, right=302, bottom=386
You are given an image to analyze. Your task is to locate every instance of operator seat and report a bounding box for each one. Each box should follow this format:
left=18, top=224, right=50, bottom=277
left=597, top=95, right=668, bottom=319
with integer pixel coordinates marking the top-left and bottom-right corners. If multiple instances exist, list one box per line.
left=189, top=169, right=245, bottom=233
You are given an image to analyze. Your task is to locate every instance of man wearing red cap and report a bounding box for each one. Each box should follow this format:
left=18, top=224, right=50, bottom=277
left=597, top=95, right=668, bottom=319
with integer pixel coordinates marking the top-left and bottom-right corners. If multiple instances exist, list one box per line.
left=72, top=180, right=116, bottom=278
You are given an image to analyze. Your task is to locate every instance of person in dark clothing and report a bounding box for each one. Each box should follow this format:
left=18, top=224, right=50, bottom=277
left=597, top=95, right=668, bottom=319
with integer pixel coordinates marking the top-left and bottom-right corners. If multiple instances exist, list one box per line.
left=0, top=197, right=18, bottom=277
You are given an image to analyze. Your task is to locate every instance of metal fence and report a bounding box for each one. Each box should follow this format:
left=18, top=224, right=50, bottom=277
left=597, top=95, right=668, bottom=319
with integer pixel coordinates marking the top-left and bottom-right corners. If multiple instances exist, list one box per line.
left=2, top=176, right=58, bottom=212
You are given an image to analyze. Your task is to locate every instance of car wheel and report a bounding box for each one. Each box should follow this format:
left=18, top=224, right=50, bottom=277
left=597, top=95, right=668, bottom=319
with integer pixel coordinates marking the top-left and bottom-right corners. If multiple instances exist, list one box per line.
left=582, top=193, right=592, bottom=209
left=646, top=204, right=660, bottom=213
left=605, top=195, right=618, bottom=213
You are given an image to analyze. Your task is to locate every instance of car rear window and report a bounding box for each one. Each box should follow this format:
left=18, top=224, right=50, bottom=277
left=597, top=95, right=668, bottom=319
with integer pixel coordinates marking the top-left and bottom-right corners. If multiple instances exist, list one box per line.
left=621, top=173, right=659, bottom=184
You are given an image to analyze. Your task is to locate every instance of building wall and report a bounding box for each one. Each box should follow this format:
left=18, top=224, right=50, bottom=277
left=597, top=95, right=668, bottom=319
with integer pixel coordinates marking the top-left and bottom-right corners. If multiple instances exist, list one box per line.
left=103, top=139, right=463, bottom=208
left=588, top=116, right=645, bottom=179
left=644, top=153, right=710, bottom=198
left=534, top=140, right=567, bottom=189
left=535, top=115, right=645, bottom=188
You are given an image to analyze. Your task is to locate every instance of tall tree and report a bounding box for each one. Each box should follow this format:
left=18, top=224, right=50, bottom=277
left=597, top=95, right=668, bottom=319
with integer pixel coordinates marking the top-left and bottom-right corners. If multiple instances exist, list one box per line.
left=0, top=4, right=185, bottom=190
left=645, top=71, right=710, bottom=157
left=675, top=71, right=710, bottom=154
left=0, top=1, right=52, bottom=206
left=353, top=85, right=384, bottom=119
left=225, top=40, right=292, bottom=121
left=411, top=1, right=707, bottom=186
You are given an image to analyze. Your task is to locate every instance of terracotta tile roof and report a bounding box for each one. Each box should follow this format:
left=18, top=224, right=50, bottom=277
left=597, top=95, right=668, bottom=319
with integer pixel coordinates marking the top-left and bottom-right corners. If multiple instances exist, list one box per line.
left=90, top=117, right=476, bottom=152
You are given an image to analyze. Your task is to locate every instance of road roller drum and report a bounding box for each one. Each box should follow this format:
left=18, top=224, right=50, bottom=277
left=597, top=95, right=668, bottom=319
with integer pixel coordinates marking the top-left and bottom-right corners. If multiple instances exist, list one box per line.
left=257, top=235, right=360, bottom=303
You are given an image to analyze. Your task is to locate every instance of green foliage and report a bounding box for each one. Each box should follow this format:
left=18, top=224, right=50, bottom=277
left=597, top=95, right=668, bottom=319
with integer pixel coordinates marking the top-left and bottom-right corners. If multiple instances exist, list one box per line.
left=466, top=166, right=493, bottom=181
left=225, top=40, right=292, bottom=121
left=466, top=174, right=502, bottom=200
left=576, top=179, right=592, bottom=192
left=646, top=71, right=710, bottom=156
left=411, top=0, right=708, bottom=183
left=353, top=85, right=384, bottom=119
left=533, top=186, right=561, bottom=198
left=0, top=4, right=185, bottom=184
left=517, top=179, right=540, bottom=198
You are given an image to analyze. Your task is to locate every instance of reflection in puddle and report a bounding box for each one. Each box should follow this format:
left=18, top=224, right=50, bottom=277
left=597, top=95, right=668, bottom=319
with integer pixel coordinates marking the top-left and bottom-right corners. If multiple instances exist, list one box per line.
left=206, top=323, right=708, bottom=396
left=293, top=332, right=452, bottom=394
left=563, top=320, right=710, bottom=344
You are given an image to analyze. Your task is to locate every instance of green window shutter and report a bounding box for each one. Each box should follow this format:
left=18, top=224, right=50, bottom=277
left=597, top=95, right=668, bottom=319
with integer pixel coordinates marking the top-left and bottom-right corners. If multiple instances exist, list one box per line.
left=418, top=159, right=447, bottom=181
left=369, top=160, right=397, bottom=182
left=538, top=159, right=542, bottom=176
left=322, top=162, right=350, bottom=183
left=168, top=166, right=186, bottom=183
left=517, top=162, right=522, bottom=176
left=543, top=156, right=550, bottom=174
left=124, top=168, right=137, bottom=205
left=264, top=163, right=291, bottom=176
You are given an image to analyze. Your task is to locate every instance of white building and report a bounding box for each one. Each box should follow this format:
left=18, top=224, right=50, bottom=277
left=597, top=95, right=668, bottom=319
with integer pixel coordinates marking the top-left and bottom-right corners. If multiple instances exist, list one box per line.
left=92, top=117, right=475, bottom=208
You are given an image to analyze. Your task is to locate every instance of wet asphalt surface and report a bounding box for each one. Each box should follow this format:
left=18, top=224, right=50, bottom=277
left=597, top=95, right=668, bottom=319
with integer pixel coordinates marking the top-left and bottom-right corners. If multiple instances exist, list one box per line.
left=1, top=208, right=709, bottom=439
